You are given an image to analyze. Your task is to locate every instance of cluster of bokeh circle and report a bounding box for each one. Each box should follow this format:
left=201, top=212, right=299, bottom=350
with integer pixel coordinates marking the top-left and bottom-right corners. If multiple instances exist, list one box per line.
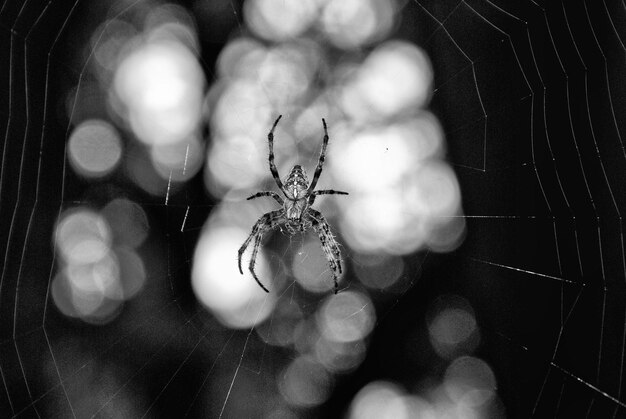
left=50, top=0, right=496, bottom=416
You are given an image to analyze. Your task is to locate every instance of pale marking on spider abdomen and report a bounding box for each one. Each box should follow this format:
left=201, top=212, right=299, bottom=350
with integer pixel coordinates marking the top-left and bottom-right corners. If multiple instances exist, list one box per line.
left=284, top=165, right=309, bottom=199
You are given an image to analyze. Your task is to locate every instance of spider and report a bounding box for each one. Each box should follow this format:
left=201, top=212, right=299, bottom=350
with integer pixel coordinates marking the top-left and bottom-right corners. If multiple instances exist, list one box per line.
left=238, top=115, right=348, bottom=294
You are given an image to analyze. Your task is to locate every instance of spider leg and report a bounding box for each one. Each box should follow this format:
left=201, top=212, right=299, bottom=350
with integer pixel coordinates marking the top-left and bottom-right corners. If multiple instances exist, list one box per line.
left=248, top=233, right=268, bottom=292
left=247, top=191, right=285, bottom=205
left=308, top=189, right=348, bottom=206
left=308, top=208, right=343, bottom=294
left=268, top=115, right=284, bottom=192
left=238, top=209, right=284, bottom=292
left=313, top=189, right=348, bottom=196
left=307, top=118, right=329, bottom=194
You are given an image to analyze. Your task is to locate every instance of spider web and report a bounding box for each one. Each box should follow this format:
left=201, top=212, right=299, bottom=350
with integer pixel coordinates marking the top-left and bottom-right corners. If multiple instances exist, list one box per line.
left=0, top=0, right=625, bottom=418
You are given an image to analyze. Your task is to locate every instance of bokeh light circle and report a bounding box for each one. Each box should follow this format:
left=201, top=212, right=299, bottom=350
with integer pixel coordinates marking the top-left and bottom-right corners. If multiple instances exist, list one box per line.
left=68, top=119, right=122, bottom=178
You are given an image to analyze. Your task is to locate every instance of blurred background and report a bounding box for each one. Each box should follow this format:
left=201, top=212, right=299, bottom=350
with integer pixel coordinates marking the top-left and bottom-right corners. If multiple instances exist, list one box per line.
left=0, top=0, right=625, bottom=417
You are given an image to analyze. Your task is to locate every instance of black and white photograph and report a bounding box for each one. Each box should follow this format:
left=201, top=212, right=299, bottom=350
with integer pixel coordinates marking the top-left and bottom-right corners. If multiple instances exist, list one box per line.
left=0, top=0, right=625, bottom=417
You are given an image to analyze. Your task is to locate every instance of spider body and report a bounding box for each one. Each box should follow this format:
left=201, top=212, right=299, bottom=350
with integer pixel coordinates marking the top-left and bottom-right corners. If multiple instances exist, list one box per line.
left=283, top=165, right=310, bottom=229
left=238, top=115, right=348, bottom=294
left=284, top=165, right=308, bottom=200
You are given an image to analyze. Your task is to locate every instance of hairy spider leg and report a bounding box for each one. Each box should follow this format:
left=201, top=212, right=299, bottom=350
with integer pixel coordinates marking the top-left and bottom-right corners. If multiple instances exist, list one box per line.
left=268, top=115, right=284, bottom=192
left=307, top=118, right=329, bottom=194
left=308, top=189, right=348, bottom=206
left=309, top=208, right=343, bottom=274
left=247, top=191, right=285, bottom=205
left=308, top=208, right=342, bottom=294
left=248, top=234, right=267, bottom=292
left=313, top=189, right=348, bottom=196
left=238, top=209, right=285, bottom=292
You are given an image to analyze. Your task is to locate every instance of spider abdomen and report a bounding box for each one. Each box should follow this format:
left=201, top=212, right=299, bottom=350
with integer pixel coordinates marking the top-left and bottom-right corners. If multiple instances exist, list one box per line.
left=284, top=165, right=309, bottom=199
